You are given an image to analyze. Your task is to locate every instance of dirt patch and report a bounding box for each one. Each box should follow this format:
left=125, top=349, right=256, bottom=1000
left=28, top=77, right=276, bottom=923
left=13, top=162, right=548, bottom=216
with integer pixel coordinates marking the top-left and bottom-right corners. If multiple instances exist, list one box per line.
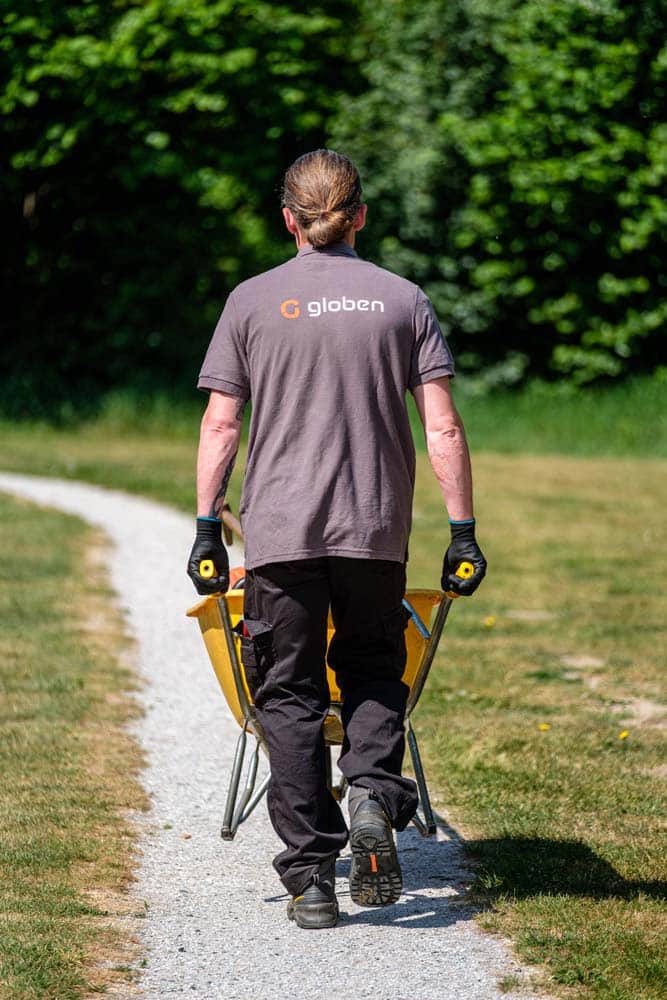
left=74, top=533, right=149, bottom=997
left=641, top=764, right=667, bottom=779
left=81, top=886, right=145, bottom=999
left=613, top=696, right=667, bottom=730
left=560, top=654, right=606, bottom=669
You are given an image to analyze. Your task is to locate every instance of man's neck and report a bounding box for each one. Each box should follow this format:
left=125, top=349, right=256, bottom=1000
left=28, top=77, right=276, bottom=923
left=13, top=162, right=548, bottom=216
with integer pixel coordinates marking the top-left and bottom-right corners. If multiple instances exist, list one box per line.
left=294, top=229, right=356, bottom=250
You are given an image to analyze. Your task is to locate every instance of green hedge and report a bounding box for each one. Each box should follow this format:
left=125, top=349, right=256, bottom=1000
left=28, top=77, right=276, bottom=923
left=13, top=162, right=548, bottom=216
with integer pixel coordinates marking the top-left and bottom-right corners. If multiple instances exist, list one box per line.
left=3, top=1, right=665, bottom=418
left=331, top=0, right=667, bottom=385
left=1, top=0, right=359, bottom=417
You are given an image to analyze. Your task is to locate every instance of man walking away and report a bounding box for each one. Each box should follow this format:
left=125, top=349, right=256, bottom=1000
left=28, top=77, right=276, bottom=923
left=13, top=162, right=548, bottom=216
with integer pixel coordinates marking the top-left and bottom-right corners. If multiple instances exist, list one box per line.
left=187, top=150, right=486, bottom=929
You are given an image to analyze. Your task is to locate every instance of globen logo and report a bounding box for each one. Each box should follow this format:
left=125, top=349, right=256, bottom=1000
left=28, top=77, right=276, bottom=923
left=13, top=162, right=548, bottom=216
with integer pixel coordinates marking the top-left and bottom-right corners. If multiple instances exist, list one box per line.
left=280, top=299, right=300, bottom=319
left=279, top=296, right=385, bottom=319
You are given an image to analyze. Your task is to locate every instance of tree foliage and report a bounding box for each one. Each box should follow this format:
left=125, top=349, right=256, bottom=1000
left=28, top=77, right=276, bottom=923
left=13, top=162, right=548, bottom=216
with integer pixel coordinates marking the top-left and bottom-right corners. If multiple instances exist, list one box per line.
left=2, top=0, right=666, bottom=418
left=331, top=0, right=667, bottom=385
left=1, top=0, right=359, bottom=416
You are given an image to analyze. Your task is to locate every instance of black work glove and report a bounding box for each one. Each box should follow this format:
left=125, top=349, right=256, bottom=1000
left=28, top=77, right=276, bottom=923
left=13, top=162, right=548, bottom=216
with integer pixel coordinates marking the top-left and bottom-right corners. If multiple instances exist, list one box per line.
left=441, top=519, right=487, bottom=597
left=187, top=517, right=230, bottom=595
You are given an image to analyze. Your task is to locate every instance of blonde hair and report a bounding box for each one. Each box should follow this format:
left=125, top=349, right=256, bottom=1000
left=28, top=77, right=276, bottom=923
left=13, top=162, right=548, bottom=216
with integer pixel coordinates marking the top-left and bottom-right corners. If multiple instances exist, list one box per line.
left=282, top=149, right=362, bottom=249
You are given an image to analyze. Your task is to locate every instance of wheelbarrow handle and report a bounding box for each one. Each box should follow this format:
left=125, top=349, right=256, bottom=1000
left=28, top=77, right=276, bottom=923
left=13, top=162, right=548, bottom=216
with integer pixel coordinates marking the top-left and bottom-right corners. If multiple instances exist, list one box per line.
left=221, top=503, right=243, bottom=545
left=197, top=505, right=242, bottom=579
left=444, top=560, right=475, bottom=600
left=199, top=559, right=215, bottom=579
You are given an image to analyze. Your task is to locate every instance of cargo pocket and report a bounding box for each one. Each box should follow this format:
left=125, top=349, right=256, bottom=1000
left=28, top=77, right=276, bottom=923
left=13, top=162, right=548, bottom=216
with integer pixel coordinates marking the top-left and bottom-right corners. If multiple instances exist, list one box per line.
left=382, top=605, right=412, bottom=679
left=383, top=604, right=411, bottom=635
left=236, top=619, right=275, bottom=698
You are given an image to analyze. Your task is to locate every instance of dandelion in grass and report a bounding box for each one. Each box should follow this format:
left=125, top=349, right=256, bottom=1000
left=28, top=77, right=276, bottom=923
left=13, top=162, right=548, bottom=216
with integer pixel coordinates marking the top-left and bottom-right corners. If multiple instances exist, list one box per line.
left=618, top=730, right=629, bottom=740
left=537, top=723, right=551, bottom=731
left=483, top=615, right=497, bottom=628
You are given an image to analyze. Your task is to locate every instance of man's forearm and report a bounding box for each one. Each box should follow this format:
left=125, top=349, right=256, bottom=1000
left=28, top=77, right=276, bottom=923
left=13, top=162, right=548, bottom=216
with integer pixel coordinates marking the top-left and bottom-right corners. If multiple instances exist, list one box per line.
left=413, top=379, right=485, bottom=593
left=196, top=403, right=243, bottom=518
left=425, top=422, right=474, bottom=522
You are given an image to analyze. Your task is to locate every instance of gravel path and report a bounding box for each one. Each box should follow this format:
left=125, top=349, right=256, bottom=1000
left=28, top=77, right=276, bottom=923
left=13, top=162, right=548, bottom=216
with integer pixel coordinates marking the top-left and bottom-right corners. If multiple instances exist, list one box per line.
left=0, top=472, right=543, bottom=1000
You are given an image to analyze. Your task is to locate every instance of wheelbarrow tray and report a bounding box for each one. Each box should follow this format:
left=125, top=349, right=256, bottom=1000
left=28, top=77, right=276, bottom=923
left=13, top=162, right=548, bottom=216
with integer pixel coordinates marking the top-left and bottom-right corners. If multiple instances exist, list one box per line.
left=187, top=586, right=453, bottom=838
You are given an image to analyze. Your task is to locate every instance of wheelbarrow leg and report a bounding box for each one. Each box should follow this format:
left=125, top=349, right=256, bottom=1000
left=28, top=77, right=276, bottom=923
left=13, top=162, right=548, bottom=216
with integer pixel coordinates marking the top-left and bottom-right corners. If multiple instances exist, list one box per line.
left=221, top=725, right=248, bottom=841
left=325, top=744, right=348, bottom=802
left=231, top=738, right=260, bottom=832
left=407, top=721, right=437, bottom=837
left=238, top=772, right=270, bottom=824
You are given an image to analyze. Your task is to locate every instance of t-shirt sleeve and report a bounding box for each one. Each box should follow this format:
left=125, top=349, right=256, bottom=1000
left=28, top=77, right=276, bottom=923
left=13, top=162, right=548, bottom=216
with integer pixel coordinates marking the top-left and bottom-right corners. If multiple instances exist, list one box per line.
left=409, top=288, right=455, bottom=388
left=197, top=291, right=250, bottom=399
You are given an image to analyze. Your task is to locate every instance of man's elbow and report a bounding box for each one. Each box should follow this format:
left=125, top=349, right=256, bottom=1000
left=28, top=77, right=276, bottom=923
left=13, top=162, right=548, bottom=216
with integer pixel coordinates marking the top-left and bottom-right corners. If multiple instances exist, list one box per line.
left=425, top=418, right=465, bottom=449
left=200, top=410, right=241, bottom=439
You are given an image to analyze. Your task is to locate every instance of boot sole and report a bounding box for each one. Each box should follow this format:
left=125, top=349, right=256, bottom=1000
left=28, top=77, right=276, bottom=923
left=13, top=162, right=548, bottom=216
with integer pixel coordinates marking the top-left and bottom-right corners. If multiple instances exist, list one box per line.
left=287, top=899, right=339, bottom=929
left=349, top=819, right=402, bottom=907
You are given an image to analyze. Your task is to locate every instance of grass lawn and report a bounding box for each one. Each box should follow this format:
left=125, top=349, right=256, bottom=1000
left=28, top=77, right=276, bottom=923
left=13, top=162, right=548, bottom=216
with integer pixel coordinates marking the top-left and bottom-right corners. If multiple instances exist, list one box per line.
left=1, top=401, right=665, bottom=999
left=453, top=375, right=667, bottom=459
left=412, top=452, right=666, bottom=1000
left=0, top=494, right=147, bottom=999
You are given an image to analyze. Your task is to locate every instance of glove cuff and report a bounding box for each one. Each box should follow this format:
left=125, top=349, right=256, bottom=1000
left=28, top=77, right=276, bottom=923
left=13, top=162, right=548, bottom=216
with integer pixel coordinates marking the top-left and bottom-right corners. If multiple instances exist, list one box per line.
left=449, top=519, right=477, bottom=542
left=195, top=516, right=223, bottom=540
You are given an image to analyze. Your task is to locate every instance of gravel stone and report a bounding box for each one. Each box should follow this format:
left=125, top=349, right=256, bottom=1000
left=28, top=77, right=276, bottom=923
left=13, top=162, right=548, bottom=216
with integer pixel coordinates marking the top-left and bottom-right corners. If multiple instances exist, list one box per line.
left=0, top=473, right=547, bottom=1000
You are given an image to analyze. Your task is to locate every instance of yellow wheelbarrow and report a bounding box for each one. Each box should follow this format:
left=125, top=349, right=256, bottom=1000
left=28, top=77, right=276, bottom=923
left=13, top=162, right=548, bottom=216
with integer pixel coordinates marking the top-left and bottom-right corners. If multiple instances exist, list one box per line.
left=187, top=507, right=465, bottom=841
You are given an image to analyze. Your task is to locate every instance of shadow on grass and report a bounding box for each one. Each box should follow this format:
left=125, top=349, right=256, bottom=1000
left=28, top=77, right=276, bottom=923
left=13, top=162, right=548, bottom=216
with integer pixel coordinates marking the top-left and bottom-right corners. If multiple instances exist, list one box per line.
left=267, top=816, right=665, bottom=929
left=457, top=830, right=667, bottom=904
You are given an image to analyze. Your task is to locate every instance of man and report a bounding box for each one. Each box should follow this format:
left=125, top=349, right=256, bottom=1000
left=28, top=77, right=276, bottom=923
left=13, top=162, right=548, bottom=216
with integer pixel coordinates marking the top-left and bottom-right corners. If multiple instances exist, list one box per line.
left=187, top=149, right=486, bottom=929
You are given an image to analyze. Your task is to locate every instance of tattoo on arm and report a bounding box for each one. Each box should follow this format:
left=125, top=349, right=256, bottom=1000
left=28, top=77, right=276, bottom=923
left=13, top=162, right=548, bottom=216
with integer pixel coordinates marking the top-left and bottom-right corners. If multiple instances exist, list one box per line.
left=208, top=450, right=238, bottom=519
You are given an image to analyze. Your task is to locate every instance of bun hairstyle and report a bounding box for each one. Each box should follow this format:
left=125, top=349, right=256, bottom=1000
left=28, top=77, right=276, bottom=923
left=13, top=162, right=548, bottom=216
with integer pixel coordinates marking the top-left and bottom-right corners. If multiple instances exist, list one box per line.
left=282, top=149, right=363, bottom=249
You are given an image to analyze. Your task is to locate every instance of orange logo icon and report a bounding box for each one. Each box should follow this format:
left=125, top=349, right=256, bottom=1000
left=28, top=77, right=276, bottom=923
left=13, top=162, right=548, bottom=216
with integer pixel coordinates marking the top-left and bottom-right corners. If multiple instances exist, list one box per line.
left=280, top=298, right=300, bottom=319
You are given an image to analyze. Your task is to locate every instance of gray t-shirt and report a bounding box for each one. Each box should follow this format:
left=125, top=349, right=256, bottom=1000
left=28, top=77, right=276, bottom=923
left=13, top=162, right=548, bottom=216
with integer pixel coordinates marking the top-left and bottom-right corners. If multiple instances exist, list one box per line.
left=198, top=243, right=454, bottom=570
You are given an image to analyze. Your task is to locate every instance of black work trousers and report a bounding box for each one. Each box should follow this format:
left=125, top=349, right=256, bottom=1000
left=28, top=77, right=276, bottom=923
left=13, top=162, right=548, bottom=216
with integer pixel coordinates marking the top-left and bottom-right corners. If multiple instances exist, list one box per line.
left=241, top=557, right=419, bottom=897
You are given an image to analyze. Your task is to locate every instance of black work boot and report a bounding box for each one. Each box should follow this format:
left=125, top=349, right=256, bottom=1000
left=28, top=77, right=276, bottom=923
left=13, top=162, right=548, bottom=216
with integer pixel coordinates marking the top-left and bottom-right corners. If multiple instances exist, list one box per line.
left=348, top=787, right=402, bottom=907
left=287, top=862, right=338, bottom=929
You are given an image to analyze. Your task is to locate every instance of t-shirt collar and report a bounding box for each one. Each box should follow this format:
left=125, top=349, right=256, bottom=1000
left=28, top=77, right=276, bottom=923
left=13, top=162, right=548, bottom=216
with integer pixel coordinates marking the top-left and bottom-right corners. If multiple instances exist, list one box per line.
left=296, top=242, right=359, bottom=259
